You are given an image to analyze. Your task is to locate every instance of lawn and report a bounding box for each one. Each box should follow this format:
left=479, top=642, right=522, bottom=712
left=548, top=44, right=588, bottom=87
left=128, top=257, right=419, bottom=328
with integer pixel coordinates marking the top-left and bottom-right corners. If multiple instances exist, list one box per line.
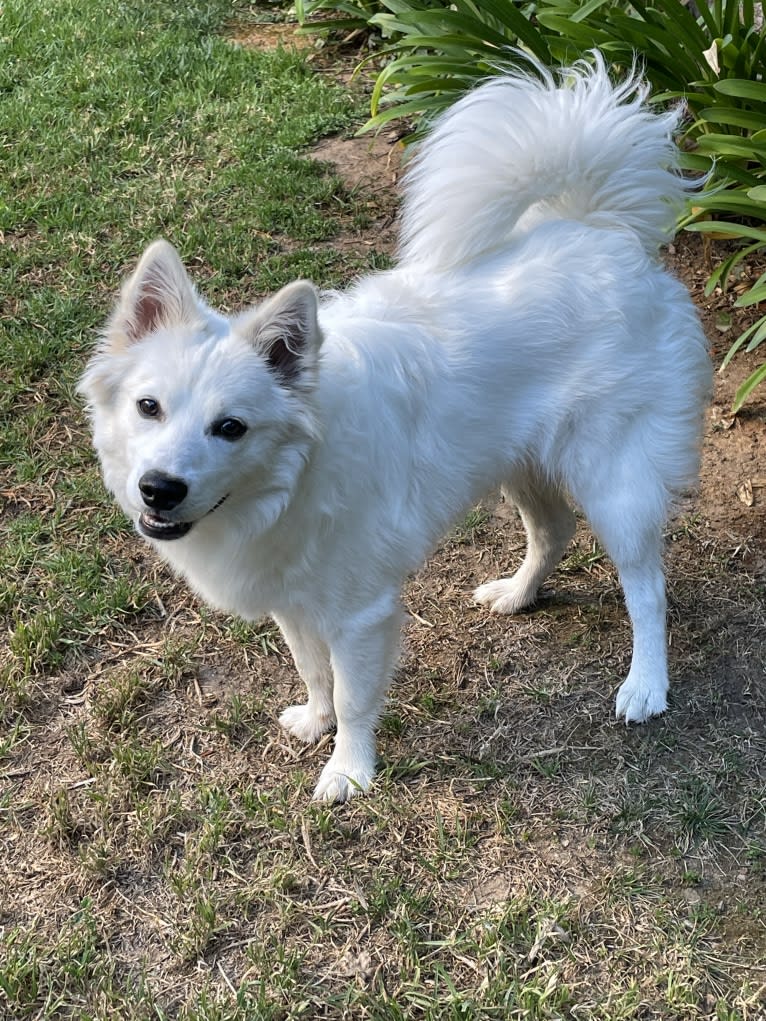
left=1, top=2, right=765, bottom=1018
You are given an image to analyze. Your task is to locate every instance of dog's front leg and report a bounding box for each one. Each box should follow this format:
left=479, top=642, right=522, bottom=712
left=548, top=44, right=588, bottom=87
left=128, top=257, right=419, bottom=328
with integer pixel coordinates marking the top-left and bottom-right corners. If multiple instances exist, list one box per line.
left=273, top=614, right=336, bottom=744
left=312, top=601, right=401, bottom=803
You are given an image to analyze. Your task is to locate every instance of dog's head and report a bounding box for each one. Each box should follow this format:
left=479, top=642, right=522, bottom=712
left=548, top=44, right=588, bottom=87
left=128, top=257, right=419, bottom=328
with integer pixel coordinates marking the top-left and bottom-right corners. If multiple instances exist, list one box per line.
left=79, top=240, right=322, bottom=544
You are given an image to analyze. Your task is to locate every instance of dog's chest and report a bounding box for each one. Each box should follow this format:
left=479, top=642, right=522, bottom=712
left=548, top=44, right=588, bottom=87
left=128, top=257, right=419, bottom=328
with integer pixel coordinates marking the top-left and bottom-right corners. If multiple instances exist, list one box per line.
left=158, top=537, right=292, bottom=622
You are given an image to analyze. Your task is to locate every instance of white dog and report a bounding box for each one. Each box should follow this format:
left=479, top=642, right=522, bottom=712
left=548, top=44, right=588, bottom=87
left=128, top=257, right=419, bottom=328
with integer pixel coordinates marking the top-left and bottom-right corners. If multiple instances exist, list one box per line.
left=79, top=57, right=711, bottom=802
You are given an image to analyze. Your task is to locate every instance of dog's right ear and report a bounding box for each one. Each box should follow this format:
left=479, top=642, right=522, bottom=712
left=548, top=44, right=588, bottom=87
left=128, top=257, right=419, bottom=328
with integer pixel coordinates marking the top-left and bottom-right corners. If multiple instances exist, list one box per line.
left=105, top=240, right=200, bottom=352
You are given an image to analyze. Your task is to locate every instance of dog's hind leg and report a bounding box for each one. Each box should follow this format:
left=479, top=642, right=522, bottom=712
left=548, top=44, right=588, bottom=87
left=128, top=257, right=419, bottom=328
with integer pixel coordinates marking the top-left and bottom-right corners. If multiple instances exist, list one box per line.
left=275, top=614, right=336, bottom=744
left=578, top=484, right=669, bottom=723
left=611, top=548, right=668, bottom=723
left=473, top=478, right=575, bottom=614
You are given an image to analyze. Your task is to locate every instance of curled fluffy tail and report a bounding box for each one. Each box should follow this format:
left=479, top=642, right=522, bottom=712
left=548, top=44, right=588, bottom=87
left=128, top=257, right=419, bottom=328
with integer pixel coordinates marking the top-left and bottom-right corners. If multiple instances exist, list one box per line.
left=398, top=55, right=689, bottom=272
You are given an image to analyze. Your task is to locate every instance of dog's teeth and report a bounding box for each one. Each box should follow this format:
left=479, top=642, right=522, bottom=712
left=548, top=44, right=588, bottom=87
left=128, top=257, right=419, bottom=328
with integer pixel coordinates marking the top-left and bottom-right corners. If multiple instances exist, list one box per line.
left=144, top=514, right=183, bottom=529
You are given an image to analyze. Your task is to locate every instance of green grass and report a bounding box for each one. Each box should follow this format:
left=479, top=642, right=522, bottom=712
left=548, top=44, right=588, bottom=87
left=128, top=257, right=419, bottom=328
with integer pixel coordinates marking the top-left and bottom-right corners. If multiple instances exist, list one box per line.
left=2, top=2, right=766, bottom=1019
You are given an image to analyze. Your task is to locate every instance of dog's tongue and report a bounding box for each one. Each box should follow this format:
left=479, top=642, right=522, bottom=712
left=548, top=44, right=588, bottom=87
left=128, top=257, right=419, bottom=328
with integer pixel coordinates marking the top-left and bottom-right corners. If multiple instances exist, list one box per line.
left=138, top=512, right=192, bottom=541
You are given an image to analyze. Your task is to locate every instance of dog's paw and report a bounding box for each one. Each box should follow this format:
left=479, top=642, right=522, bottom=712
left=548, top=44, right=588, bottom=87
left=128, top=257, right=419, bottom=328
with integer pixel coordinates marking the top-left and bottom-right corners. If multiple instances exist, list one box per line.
left=615, top=674, right=667, bottom=723
left=473, top=576, right=535, bottom=615
left=279, top=703, right=335, bottom=744
left=311, top=750, right=376, bottom=803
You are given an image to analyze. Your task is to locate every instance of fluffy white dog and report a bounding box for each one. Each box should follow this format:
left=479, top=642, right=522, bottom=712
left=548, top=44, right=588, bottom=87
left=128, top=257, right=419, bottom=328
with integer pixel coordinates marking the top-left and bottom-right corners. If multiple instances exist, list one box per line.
left=80, top=57, right=711, bottom=802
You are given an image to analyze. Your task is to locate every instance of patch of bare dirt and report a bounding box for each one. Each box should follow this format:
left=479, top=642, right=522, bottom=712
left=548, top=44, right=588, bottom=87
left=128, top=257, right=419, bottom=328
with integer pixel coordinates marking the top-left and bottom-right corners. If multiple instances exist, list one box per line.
left=228, top=20, right=313, bottom=52
left=667, top=236, right=766, bottom=558
left=311, top=133, right=402, bottom=254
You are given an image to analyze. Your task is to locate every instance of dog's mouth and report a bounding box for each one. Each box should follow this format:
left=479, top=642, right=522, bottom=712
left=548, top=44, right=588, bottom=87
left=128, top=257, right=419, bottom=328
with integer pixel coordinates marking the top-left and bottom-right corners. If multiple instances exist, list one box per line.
left=138, top=513, right=193, bottom=541
left=138, top=494, right=229, bottom=541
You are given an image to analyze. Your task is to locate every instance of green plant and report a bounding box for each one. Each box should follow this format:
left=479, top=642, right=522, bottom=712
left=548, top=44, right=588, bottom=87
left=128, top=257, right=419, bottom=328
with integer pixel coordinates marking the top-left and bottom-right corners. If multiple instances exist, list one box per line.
left=371, top=1, right=552, bottom=132
left=295, top=0, right=388, bottom=33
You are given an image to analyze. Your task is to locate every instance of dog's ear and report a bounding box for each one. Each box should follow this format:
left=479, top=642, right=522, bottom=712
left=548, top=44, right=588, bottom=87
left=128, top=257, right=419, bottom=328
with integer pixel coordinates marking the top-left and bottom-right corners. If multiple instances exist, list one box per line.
left=239, top=281, right=321, bottom=385
left=107, top=240, right=200, bottom=351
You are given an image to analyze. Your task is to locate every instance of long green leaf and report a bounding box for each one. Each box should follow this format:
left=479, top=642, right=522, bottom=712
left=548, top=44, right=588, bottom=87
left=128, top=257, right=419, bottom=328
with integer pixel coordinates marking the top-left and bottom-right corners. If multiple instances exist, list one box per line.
left=724, top=0, right=745, bottom=37
left=647, top=0, right=710, bottom=49
left=629, top=0, right=708, bottom=62
left=746, top=317, right=766, bottom=352
left=677, top=151, right=714, bottom=172
left=535, top=12, right=614, bottom=50
left=697, top=106, right=766, bottom=132
left=694, top=0, right=724, bottom=35
left=734, top=282, right=766, bottom=307
left=374, top=9, right=518, bottom=49
left=373, top=57, right=485, bottom=78
left=694, top=133, right=766, bottom=159
left=705, top=241, right=763, bottom=297
left=733, top=360, right=766, bottom=412
left=363, top=92, right=460, bottom=132
left=689, top=192, right=766, bottom=220
left=369, top=33, right=506, bottom=56
left=569, top=0, right=615, bottom=23
left=368, top=34, right=507, bottom=114
left=459, top=0, right=552, bottom=61
left=686, top=221, right=766, bottom=242
left=721, top=317, right=764, bottom=369
left=714, top=78, right=766, bottom=103
left=401, top=77, right=479, bottom=94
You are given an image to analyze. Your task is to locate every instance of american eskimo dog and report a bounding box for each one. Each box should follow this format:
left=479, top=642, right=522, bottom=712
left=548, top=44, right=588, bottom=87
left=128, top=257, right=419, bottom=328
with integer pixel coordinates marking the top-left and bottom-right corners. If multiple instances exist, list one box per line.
left=79, top=57, right=711, bottom=802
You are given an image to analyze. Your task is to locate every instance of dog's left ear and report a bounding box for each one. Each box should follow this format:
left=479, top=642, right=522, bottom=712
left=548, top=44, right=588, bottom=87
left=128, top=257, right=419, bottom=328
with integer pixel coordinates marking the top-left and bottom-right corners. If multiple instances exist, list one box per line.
left=239, top=281, right=321, bottom=385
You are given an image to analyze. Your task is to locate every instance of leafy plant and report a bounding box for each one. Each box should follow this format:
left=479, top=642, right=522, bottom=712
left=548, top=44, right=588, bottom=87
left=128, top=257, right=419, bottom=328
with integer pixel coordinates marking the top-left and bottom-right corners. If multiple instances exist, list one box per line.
left=324, top=1, right=553, bottom=131
left=294, top=0, right=396, bottom=34
left=298, top=0, right=766, bottom=406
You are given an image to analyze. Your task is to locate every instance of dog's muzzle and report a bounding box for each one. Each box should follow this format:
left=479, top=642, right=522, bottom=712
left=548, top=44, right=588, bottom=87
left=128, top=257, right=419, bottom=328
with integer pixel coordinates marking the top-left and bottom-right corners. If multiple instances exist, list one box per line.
left=137, top=471, right=228, bottom=541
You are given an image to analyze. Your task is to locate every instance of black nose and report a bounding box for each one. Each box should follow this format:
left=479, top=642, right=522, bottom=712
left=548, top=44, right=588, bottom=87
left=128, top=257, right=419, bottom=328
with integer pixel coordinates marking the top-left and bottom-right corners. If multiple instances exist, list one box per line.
left=139, top=471, right=188, bottom=511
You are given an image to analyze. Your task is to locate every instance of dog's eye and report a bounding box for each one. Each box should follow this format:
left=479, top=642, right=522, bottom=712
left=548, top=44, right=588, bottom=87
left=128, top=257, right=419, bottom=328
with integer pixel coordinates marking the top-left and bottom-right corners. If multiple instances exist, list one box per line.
left=137, top=397, right=161, bottom=418
left=212, top=417, right=247, bottom=441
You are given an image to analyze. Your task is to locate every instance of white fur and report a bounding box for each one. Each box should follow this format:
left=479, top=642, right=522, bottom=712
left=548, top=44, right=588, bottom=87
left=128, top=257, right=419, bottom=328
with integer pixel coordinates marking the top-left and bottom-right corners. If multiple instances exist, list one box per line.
left=79, top=58, right=712, bottom=802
